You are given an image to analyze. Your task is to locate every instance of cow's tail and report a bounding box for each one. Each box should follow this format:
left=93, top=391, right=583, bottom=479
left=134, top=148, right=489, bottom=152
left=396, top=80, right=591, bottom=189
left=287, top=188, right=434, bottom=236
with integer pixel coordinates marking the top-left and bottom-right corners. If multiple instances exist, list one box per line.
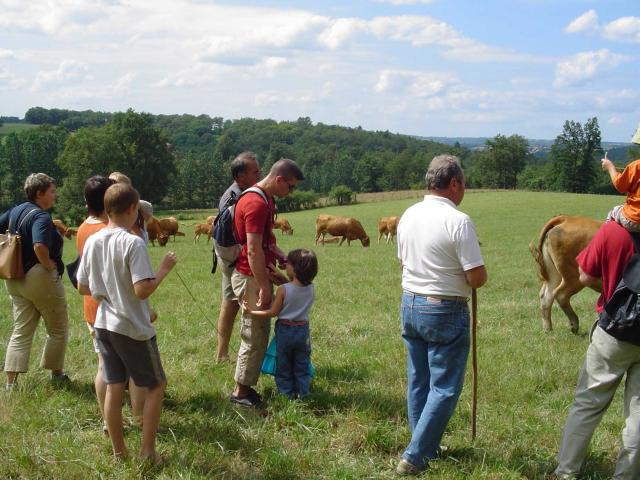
left=529, top=215, right=567, bottom=282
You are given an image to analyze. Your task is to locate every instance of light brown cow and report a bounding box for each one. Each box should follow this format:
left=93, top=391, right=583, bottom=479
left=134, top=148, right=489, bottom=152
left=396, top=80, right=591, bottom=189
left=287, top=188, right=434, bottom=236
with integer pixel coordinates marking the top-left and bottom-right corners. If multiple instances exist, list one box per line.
left=206, top=215, right=215, bottom=225
left=377, top=216, right=400, bottom=244
left=53, top=219, right=75, bottom=239
left=274, top=217, right=293, bottom=235
left=529, top=215, right=602, bottom=333
left=193, top=223, right=212, bottom=243
left=315, top=214, right=370, bottom=247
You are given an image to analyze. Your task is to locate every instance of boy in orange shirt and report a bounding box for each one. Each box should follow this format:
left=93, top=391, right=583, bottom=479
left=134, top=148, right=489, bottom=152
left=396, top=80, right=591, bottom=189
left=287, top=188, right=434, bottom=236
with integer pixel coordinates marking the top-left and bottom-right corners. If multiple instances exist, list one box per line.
left=602, top=124, right=640, bottom=230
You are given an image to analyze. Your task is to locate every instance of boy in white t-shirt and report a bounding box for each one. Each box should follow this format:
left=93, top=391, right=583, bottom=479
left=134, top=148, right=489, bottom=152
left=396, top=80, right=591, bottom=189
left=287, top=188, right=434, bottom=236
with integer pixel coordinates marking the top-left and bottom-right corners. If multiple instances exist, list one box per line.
left=77, top=183, right=177, bottom=464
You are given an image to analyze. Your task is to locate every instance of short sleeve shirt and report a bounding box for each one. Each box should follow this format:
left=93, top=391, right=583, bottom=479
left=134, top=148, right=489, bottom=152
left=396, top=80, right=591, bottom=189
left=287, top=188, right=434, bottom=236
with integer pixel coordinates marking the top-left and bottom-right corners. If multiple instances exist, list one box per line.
left=76, top=217, right=108, bottom=325
left=218, top=182, right=242, bottom=211
left=233, top=187, right=276, bottom=276
left=613, top=158, right=640, bottom=223
left=397, top=195, right=484, bottom=297
left=77, top=227, right=156, bottom=340
left=0, top=202, right=63, bottom=274
left=576, top=220, right=634, bottom=313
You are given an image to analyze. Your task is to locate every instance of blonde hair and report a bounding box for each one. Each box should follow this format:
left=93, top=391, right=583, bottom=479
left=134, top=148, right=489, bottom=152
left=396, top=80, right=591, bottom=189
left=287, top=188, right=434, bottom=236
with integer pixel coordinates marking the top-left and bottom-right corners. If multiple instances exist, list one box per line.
left=108, top=171, right=132, bottom=185
left=104, top=183, right=140, bottom=215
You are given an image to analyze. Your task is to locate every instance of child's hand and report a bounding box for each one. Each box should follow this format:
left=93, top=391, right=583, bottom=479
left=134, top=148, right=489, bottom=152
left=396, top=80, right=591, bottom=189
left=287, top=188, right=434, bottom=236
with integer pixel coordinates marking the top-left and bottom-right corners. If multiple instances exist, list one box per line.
left=150, top=308, right=158, bottom=323
left=160, top=251, right=177, bottom=271
left=241, top=299, right=253, bottom=314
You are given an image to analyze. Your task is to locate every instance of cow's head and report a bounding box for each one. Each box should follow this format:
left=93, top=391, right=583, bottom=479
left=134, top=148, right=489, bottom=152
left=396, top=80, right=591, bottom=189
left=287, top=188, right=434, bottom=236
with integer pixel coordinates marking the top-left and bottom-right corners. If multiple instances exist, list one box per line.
left=361, top=236, right=370, bottom=247
left=158, top=233, right=170, bottom=246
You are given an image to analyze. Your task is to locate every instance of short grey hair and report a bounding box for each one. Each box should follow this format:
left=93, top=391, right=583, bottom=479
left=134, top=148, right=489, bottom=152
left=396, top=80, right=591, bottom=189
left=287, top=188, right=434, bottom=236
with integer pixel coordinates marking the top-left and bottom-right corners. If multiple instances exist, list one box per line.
left=24, top=173, right=55, bottom=201
left=231, top=151, right=258, bottom=180
left=425, top=155, right=463, bottom=190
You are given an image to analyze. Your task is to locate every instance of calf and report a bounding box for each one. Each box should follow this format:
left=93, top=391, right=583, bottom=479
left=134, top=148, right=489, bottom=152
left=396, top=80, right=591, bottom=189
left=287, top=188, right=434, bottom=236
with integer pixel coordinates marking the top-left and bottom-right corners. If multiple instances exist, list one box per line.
left=274, top=217, right=293, bottom=235
left=193, top=223, right=212, bottom=243
left=377, top=216, right=400, bottom=244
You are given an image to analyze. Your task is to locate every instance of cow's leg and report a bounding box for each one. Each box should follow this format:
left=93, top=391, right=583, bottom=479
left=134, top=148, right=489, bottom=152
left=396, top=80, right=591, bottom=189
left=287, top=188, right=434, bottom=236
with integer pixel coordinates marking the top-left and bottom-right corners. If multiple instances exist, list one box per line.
left=539, top=282, right=555, bottom=332
left=385, top=232, right=391, bottom=245
left=553, top=281, right=583, bottom=334
left=378, top=231, right=383, bottom=244
left=338, top=236, right=345, bottom=246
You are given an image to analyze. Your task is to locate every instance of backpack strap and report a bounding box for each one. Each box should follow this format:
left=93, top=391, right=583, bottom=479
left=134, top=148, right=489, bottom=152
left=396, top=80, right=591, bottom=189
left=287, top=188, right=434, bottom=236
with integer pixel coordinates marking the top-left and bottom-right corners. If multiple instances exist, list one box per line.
left=240, top=186, right=269, bottom=204
left=630, top=231, right=640, bottom=255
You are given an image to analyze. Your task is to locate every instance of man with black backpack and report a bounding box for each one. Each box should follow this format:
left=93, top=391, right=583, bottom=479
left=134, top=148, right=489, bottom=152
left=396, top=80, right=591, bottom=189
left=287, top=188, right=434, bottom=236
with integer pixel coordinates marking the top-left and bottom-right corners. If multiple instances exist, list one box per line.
left=554, top=219, right=640, bottom=479
left=229, top=158, right=304, bottom=408
left=214, top=152, right=261, bottom=364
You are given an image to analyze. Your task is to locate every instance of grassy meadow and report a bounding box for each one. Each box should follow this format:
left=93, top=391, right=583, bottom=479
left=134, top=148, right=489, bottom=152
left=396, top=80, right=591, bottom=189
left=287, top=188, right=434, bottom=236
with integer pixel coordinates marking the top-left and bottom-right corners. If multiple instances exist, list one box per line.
left=0, top=190, right=628, bottom=479
left=0, top=123, right=37, bottom=136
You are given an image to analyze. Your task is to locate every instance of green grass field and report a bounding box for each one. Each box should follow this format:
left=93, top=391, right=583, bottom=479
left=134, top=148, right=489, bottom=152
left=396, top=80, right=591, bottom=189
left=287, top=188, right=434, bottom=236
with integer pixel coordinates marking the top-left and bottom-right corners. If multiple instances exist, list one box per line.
left=0, top=123, right=37, bottom=136
left=0, top=190, right=627, bottom=479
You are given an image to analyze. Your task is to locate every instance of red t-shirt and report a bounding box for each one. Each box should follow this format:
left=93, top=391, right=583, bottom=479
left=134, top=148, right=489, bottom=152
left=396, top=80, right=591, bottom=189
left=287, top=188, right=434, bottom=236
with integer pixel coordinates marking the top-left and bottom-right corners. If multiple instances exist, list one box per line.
left=576, top=221, right=635, bottom=313
left=233, top=187, right=276, bottom=276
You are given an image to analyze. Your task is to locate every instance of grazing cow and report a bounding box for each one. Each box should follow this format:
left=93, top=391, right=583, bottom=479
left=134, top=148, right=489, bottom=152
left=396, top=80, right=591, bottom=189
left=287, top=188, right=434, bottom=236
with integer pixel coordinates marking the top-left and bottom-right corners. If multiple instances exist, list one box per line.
left=158, top=217, right=185, bottom=242
left=315, top=214, right=370, bottom=247
left=377, top=216, right=400, bottom=244
left=274, top=217, right=293, bottom=235
left=53, top=219, right=75, bottom=239
left=529, top=215, right=602, bottom=333
left=206, top=215, right=215, bottom=225
left=193, top=223, right=212, bottom=243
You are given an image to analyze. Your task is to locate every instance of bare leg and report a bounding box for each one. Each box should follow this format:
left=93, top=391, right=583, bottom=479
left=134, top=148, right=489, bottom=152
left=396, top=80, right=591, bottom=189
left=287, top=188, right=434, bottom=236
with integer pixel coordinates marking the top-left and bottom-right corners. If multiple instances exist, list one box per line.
left=129, top=379, right=147, bottom=427
left=216, top=299, right=239, bottom=362
left=6, top=372, right=18, bottom=386
left=139, top=380, right=166, bottom=462
left=104, top=382, right=128, bottom=459
left=95, top=354, right=107, bottom=418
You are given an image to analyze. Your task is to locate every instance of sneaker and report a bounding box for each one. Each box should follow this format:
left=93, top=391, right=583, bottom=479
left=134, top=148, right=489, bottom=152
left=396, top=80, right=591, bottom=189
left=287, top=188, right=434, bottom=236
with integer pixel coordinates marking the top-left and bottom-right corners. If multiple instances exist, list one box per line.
left=396, top=458, right=425, bottom=476
left=51, top=373, right=71, bottom=384
left=230, top=390, right=264, bottom=409
left=5, top=383, right=15, bottom=392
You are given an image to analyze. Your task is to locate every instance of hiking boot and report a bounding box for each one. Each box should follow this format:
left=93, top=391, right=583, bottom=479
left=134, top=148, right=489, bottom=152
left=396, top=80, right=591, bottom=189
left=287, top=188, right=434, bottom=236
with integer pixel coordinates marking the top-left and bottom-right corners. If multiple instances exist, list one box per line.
left=396, top=458, right=425, bottom=476
left=51, top=372, right=71, bottom=384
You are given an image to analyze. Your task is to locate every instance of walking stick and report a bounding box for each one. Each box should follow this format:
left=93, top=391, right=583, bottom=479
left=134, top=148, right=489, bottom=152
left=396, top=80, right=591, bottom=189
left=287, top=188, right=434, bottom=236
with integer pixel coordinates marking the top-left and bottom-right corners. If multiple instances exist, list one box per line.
left=471, top=288, right=478, bottom=441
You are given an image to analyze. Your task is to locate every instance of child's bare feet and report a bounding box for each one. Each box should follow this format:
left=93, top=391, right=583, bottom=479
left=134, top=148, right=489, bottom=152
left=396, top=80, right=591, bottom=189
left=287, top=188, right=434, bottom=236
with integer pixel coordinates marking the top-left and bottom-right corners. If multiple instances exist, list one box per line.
left=140, top=452, right=165, bottom=466
left=113, top=449, right=129, bottom=462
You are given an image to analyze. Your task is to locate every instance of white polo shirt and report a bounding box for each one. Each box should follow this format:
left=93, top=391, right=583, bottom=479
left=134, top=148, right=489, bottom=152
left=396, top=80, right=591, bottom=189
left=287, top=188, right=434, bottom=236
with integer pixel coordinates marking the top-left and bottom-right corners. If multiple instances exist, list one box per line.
left=397, top=195, right=484, bottom=297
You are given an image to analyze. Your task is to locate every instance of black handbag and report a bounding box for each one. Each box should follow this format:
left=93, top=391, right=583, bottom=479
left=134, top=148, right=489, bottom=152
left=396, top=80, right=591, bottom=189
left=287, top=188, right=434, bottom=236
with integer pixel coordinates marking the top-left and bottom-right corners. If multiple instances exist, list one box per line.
left=66, top=256, right=80, bottom=289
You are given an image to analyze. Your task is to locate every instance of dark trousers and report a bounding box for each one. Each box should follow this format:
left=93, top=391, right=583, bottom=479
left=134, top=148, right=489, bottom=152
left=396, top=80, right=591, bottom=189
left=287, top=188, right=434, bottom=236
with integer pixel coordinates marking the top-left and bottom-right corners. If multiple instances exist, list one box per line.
left=275, top=322, right=311, bottom=398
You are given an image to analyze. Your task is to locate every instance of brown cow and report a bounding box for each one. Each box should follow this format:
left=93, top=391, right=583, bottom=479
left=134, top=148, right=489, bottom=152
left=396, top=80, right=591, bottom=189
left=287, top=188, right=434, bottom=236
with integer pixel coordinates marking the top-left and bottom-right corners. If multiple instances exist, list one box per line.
left=158, top=217, right=185, bottom=242
left=194, top=223, right=212, bottom=243
left=146, top=217, right=168, bottom=246
left=274, top=217, right=293, bottom=235
left=377, top=216, right=400, bottom=244
left=53, top=219, right=75, bottom=239
left=315, top=214, right=370, bottom=247
left=529, top=215, right=602, bottom=333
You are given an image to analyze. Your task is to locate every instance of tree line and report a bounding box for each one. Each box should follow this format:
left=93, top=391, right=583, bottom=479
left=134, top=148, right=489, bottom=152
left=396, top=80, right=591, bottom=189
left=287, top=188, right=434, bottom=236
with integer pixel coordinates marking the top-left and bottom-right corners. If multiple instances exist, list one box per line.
left=1, top=107, right=638, bottom=224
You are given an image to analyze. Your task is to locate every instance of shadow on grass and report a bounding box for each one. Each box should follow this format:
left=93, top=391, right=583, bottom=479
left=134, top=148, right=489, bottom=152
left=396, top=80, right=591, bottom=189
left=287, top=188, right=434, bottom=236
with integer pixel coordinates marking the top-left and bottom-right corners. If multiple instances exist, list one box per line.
left=436, top=444, right=614, bottom=479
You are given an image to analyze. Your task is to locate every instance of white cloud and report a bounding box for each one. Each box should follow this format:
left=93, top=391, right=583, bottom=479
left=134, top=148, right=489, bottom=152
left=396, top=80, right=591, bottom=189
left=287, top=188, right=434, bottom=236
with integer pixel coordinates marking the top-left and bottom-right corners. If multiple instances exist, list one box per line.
left=32, top=59, right=90, bottom=91
left=374, top=69, right=456, bottom=98
left=317, top=18, right=368, bottom=49
left=554, top=49, right=626, bottom=87
left=0, top=67, right=23, bottom=89
left=564, top=10, right=599, bottom=34
left=603, top=16, right=640, bottom=43
left=608, top=116, right=624, bottom=125
left=254, top=91, right=316, bottom=107
left=0, top=49, right=16, bottom=60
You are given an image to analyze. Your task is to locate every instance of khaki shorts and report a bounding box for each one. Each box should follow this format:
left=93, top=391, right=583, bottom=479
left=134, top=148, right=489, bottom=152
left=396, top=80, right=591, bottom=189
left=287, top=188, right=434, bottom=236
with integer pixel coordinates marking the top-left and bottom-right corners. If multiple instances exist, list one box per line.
left=219, top=256, right=236, bottom=301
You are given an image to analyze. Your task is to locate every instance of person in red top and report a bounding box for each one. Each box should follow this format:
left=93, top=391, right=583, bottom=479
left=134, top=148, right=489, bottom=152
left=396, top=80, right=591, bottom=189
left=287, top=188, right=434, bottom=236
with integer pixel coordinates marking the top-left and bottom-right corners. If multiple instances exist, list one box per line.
left=602, top=125, right=640, bottom=231
left=554, top=220, right=640, bottom=479
left=230, top=158, right=304, bottom=408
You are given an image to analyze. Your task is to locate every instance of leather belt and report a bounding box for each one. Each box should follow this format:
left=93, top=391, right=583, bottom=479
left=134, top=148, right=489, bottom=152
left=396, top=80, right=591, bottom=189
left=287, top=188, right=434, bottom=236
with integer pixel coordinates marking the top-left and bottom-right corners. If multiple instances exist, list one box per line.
left=409, top=292, right=469, bottom=303
left=278, top=319, right=308, bottom=326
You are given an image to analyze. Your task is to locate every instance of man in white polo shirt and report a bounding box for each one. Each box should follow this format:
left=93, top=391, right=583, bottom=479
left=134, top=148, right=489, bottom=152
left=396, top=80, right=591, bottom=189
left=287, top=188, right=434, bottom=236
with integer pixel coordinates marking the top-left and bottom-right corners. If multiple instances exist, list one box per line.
left=395, top=154, right=487, bottom=475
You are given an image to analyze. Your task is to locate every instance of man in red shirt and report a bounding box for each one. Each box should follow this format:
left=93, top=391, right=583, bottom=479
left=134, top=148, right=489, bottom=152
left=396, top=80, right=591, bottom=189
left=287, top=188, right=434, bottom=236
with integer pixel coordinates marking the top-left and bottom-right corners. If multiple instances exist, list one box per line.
left=554, top=220, right=640, bottom=479
left=230, top=158, right=304, bottom=407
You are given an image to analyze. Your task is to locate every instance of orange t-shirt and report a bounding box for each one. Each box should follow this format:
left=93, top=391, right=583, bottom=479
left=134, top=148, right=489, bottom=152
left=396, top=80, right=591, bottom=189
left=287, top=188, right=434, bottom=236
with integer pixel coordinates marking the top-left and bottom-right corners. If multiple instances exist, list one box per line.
left=614, top=159, right=640, bottom=223
left=76, top=218, right=108, bottom=324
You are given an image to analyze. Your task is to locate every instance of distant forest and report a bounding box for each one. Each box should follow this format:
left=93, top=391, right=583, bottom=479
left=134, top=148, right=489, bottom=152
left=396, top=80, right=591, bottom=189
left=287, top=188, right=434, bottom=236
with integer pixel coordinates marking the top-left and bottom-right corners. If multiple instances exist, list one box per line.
left=0, top=107, right=638, bottom=223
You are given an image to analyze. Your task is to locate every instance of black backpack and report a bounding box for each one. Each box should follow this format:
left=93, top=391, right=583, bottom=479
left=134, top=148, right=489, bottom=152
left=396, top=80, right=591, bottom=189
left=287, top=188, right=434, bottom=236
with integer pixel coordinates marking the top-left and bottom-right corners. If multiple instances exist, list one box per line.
left=211, top=187, right=268, bottom=273
left=597, top=231, right=640, bottom=346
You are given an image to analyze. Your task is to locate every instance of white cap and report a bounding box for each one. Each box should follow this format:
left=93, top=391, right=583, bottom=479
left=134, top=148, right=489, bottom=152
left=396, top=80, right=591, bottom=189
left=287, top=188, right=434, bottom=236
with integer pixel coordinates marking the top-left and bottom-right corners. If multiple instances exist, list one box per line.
left=632, top=124, right=640, bottom=145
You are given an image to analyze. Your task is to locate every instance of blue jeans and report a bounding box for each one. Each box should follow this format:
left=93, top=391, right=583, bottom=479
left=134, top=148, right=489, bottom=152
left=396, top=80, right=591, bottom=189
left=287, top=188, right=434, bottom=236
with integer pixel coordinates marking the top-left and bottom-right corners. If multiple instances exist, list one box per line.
left=400, top=291, right=470, bottom=468
left=275, top=322, right=311, bottom=399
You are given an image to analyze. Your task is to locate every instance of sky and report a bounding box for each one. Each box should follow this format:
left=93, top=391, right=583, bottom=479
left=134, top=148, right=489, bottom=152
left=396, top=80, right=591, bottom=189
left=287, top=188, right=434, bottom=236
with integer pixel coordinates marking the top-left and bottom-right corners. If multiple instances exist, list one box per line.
left=0, top=0, right=638, bottom=142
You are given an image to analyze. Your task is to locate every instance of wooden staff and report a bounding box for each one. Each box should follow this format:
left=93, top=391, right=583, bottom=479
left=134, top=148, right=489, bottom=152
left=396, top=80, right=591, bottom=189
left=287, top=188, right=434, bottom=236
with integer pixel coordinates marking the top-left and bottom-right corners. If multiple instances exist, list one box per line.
left=471, top=288, right=478, bottom=441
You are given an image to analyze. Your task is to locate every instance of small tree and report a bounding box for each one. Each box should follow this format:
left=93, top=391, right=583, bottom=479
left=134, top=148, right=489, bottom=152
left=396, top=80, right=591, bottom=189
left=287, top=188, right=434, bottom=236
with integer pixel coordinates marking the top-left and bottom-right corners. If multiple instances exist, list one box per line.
left=329, top=185, right=354, bottom=205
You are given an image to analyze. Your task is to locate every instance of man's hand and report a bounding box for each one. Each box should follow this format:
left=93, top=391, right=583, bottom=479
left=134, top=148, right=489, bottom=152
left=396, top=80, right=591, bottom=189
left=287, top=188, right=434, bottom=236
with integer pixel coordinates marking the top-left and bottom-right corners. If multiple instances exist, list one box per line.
left=256, top=283, right=272, bottom=309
